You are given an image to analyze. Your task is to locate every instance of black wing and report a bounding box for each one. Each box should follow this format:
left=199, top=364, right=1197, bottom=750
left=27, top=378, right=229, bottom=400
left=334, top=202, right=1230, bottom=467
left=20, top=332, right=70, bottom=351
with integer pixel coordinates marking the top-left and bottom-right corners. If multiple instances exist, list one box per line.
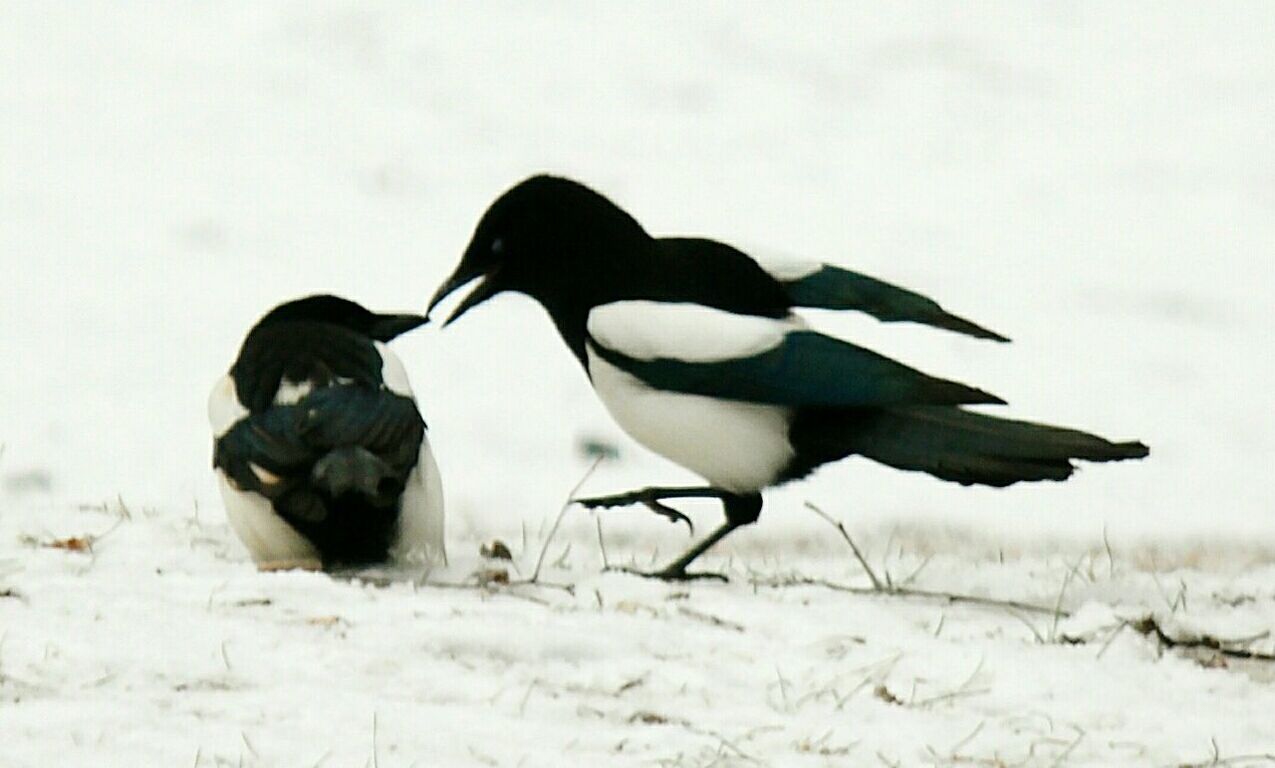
left=213, top=385, right=425, bottom=522
left=776, top=263, right=1009, bottom=342
left=589, top=328, right=1004, bottom=408
left=231, top=322, right=387, bottom=414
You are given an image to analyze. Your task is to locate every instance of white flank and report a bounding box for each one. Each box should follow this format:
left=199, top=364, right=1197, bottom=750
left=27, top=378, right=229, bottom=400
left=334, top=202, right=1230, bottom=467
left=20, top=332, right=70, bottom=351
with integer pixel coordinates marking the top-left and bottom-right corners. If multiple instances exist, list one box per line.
left=391, top=434, right=447, bottom=567
left=586, top=346, right=795, bottom=493
left=586, top=301, right=791, bottom=363
left=370, top=340, right=445, bottom=565
left=215, top=470, right=320, bottom=568
left=375, top=341, right=414, bottom=397
left=207, top=375, right=249, bottom=438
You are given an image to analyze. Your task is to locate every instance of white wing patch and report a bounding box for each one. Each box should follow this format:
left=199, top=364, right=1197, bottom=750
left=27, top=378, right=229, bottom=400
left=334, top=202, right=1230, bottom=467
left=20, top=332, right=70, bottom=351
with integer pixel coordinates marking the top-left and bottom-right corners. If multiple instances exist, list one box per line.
left=375, top=341, right=414, bottom=398
left=248, top=462, right=281, bottom=486
left=587, top=301, right=793, bottom=363
left=751, top=252, right=823, bottom=281
left=208, top=375, right=249, bottom=438
left=274, top=378, right=314, bottom=406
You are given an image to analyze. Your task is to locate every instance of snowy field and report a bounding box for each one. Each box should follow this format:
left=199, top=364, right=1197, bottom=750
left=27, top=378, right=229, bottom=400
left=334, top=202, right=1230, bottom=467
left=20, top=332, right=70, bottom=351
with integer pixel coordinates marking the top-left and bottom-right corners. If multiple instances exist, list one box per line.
left=2, top=3, right=1274, bottom=765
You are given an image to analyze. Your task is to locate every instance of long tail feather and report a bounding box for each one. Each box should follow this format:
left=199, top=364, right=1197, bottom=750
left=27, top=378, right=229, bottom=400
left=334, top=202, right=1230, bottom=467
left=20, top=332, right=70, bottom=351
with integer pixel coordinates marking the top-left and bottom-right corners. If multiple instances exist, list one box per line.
left=787, top=406, right=1148, bottom=487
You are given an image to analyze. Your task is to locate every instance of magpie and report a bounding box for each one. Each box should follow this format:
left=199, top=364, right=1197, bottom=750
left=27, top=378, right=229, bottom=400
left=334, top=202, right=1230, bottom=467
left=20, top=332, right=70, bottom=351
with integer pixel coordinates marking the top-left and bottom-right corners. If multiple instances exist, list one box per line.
left=428, top=175, right=1148, bottom=580
left=208, top=295, right=445, bottom=572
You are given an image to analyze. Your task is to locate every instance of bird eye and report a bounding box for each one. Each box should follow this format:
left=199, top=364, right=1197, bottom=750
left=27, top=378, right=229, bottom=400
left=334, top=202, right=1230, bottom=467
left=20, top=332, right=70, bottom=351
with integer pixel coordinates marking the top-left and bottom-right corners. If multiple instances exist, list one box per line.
left=491, top=237, right=505, bottom=255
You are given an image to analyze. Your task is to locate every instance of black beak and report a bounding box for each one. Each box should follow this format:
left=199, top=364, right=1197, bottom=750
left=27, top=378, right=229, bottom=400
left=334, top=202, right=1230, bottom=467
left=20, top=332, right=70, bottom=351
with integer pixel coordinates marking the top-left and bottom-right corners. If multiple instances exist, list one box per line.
left=368, top=313, right=430, bottom=342
left=427, top=264, right=503, bottom=327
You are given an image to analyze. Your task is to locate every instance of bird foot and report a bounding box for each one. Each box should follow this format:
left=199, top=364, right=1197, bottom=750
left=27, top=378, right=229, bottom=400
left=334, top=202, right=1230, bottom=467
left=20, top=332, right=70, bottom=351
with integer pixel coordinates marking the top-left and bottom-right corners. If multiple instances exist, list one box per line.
left=575, top=491, right=694, bottom=532
left=574, top=489, right=656, bottom=508
left=604, top=564, right=728, bottom=583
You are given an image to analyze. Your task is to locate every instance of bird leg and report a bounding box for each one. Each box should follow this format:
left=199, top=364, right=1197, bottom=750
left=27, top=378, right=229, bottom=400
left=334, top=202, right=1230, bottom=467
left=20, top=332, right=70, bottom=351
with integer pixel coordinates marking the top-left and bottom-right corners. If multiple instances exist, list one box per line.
left=574, top=486, right=727, bottom=532
left=597, top=492, right=764, bottom=582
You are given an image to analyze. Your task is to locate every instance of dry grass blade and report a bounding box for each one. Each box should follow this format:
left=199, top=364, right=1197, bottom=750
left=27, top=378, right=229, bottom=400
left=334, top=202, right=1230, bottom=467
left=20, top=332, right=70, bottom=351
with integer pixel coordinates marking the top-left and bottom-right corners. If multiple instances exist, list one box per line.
left=804, top=501, right=883, bottom=590
left=531, top=457, right=604, bottom=582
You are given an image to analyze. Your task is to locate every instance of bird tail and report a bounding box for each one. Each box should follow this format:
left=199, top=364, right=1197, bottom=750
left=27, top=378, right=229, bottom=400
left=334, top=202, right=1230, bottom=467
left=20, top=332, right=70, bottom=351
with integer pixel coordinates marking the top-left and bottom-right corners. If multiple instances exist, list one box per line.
left=789, top=405, right=1148, bottom=487
left=310, top=446, right=403, bottom=502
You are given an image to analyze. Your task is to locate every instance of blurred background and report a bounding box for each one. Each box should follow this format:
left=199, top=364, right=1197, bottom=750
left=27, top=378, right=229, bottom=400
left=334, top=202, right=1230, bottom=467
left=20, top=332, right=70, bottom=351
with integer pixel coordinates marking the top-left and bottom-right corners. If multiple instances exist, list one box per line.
left=1, top=2, right=1271, bottom=556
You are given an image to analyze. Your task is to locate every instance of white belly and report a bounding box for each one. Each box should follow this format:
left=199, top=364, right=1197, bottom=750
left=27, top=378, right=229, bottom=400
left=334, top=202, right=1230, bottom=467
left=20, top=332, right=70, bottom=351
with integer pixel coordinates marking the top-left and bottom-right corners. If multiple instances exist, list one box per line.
left=586, top=348, right=794, bottom=493
left=215, top=471, right=320, bottom=569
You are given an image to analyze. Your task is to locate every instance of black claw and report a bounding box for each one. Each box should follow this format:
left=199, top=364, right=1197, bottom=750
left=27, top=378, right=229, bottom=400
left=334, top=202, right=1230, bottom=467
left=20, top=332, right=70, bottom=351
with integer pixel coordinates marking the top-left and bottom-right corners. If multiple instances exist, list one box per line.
left=641, top=500, right=694, bottom=533
left=574, top=491, right=694, bottom=532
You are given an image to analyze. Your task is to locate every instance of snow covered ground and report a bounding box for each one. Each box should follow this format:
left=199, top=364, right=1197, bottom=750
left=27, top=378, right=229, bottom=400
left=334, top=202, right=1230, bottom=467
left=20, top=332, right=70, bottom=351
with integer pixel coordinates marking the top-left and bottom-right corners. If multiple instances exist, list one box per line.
left=2, top=3, right=1274, bottom=765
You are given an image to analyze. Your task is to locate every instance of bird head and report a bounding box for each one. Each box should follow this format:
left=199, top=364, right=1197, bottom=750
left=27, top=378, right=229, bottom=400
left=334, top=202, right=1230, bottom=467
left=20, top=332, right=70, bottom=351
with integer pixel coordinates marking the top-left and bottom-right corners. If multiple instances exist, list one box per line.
left=259, top=295, right=428, bottom=341
left=427, top=175, right=648, bottom=325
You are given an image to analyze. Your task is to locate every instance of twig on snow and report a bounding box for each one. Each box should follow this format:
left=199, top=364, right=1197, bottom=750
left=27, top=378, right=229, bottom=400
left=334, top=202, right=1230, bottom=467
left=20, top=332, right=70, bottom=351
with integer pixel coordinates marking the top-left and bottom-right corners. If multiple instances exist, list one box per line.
left=950, top=720, right=986, bottom=755
left=1047, top=725, right=1085, bottom=767
left=805, top=502, right=883, bottom=590
left=1172, top=736, right=1275, bottom=767
left=595, top=514, right=610, bottom=570
left=1095, top=621, right=1128, bottom=659
left=677, top=606, right=745, bottom=633
left=1049, top=555, right=1086, bottom=642
left=531, top=457, right=604, bottom=582
left=912, top=656, right=989, bottom=709
left=752, top=574, right=1062, bottom=617
left=787, top=502, right=1078, bottom=623
left=1129, top=616, right=1275, bottom=663
left=1102, top=524, right=1116, bottom=580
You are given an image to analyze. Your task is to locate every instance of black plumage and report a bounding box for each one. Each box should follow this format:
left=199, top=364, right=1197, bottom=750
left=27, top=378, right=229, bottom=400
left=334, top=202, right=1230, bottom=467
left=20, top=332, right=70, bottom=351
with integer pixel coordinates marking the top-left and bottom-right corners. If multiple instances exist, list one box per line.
left=428, top=175, right=1148, bottom=579
left=211, top=295, right=436, bottom=569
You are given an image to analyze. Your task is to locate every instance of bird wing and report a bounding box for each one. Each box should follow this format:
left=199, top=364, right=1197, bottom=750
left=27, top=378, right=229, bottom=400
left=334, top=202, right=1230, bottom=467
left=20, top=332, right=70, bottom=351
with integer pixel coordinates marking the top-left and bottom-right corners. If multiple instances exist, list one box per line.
left=213, top=384, right=425, bottom=500
left=586, top=301, right=1004, bottom=408
left=756, top=257, right=1009, bottom=342
left=231, top=323, right=387, bottom=413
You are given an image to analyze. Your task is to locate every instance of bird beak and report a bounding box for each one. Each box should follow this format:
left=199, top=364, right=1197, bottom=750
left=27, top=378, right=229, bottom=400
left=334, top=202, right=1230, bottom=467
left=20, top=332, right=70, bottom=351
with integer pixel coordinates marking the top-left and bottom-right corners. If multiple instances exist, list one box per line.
left=427, top=264, right=503, bottom=327
left=368, top=313, right=430, bottom=341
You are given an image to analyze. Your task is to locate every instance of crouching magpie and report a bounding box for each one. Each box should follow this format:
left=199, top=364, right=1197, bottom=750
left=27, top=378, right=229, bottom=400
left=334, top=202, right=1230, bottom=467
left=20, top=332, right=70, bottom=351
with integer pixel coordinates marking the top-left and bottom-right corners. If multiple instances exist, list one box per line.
left=208, top=295, right=445, bottom=571
left=428, top=175, right=1148, bottom=581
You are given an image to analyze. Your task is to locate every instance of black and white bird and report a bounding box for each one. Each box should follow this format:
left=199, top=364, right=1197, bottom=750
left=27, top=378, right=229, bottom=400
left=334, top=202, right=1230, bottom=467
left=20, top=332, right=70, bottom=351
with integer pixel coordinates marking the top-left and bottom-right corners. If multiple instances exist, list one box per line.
left=428, top=175, right=1148, bottom=580
left=208, top=295, right=445, bottom=571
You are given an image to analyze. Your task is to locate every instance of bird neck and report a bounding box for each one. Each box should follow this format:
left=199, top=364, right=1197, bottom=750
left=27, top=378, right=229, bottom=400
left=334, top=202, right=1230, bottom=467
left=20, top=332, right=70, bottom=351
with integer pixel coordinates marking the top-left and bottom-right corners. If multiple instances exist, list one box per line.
left=537, top=294, right=598, bottom=372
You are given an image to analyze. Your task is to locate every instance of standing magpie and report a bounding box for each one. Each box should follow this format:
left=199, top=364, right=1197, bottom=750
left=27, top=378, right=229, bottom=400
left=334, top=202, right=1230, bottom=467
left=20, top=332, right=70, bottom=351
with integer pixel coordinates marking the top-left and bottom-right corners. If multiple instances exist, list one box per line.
left=208, top=295, right=445, bottom=571
left=428, top=175, right=1148, bottom=580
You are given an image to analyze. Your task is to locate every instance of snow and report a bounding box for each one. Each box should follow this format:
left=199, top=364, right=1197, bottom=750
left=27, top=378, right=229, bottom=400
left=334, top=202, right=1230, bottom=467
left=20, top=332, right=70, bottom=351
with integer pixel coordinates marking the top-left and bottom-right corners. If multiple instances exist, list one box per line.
left=2, top=3, right=1275, bottom=765
left=5, top=502, right=1275, bottom=766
